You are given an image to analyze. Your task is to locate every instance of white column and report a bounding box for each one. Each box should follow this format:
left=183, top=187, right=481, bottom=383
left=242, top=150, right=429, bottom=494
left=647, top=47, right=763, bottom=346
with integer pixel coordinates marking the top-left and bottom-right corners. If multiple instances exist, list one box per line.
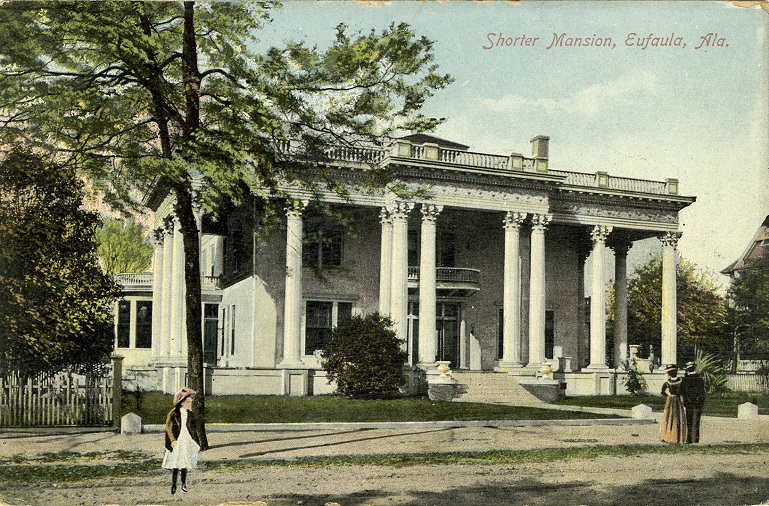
left=170, top=218, right=185, bottom=358
left=526, top=214, right=550, bottom=369
left=151, top=229, right=165, bottom=360
left=161, top=221, right=174, bottom=357
left=501, top=211, right=526, bottom=371
left=660, top=231, right=681, bottom=367
left=389, top=201, right=413, bottom=347
left=378, top=208, right=393, bottom=316
left=587, top=225, right=613, bottom=370
left=418, top=204, right=442, bottom=366
left=280, top=201, right=305, bottom=367
left=611, top=240, right=631, bottom=368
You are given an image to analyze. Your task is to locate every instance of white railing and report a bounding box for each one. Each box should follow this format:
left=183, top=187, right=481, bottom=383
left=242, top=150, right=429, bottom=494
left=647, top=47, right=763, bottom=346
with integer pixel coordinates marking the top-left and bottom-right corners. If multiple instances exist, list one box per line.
left=408, top=267, right=481, bottom=284
left=114, top=273, right=153, bottom=289
left=115, top=273, right=222, bottom=291
left=439, top=149, right=511, bottom=170
left=276, top=139, right=680, bottom=197
left=551, top=170, right=672, bottom=195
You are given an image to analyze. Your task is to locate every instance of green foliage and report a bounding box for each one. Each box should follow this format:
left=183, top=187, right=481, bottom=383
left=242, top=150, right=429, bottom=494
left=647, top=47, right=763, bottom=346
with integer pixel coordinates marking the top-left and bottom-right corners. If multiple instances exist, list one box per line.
left=624, top=254, right=729, bottom=361
left=0, top=149, right=119, bottom=373
left=321, top=313, right=408, bottom=398
left=621, top=358, right=648, bottom=394
left=0, top=2, right=452, bottom=425
left=96, top=217, right=153, bottom=275
left=694, top=350, right=729, bottom=395
left=728, top=254, right=769, bottom=359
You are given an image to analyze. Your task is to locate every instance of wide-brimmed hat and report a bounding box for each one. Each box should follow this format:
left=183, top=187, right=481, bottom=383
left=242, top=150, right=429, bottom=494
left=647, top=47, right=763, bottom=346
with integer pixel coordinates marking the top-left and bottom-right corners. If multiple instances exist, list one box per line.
left=685, top=361, right=697, bottom=371
left=173, top=387, right=196, bottom=406
left=663, top=364, right=678, bottom=373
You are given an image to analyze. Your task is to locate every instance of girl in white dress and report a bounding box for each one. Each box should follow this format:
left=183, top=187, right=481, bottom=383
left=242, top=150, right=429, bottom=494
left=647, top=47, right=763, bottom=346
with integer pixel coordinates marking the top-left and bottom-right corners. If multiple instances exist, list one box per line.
left=163, top=387, right=200, bottom=494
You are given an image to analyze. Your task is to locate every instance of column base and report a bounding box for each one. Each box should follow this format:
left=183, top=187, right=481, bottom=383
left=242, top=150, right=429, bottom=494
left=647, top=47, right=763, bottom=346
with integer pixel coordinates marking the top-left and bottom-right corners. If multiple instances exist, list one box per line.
left=497, top=361, right=524, bottom=373
left=584, top=363, right=611, bottom=372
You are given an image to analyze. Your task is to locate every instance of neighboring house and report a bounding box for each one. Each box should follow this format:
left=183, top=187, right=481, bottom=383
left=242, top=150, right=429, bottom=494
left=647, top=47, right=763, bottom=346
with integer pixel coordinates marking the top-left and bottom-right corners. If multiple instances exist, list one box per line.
left=721, top=214, right=769, bottom=279
left=114, top=134, right=695, bottom=397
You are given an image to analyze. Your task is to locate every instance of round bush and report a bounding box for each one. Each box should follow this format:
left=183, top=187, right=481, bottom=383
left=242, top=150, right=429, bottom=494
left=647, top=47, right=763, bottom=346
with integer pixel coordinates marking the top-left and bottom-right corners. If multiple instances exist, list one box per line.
left=321, top=313, right=407, bottom=398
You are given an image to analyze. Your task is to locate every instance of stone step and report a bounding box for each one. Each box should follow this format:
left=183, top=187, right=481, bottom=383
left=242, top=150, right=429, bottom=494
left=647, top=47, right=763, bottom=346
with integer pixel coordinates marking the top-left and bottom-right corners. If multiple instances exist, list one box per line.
left=450, top=371, right=544, bottom=406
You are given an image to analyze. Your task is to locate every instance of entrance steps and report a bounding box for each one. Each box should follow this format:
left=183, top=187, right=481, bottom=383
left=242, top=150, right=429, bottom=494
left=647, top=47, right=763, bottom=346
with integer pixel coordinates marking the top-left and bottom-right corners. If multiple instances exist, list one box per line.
left=450, top=371, right=545, bottom=406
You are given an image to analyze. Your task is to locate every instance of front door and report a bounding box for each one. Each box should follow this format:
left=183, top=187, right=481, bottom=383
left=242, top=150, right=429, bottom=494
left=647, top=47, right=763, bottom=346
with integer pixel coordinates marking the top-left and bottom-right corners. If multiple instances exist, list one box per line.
left=437, top=303, right=460, bottom=367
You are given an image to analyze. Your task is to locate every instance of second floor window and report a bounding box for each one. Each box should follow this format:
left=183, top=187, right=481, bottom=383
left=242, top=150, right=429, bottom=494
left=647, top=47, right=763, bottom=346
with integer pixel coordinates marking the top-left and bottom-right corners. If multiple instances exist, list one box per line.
left=303, top=217, right=343, bottom=268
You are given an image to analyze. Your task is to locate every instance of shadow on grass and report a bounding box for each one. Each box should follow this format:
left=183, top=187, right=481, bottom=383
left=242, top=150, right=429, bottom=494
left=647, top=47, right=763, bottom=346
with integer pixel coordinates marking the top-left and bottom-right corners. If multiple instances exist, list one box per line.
left=238, top=428, right=452, bottom=458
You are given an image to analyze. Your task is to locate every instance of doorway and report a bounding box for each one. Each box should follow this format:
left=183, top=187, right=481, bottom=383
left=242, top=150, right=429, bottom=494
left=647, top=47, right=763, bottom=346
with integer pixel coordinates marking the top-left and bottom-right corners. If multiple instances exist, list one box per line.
left=437, top=302, right=460, bottom=367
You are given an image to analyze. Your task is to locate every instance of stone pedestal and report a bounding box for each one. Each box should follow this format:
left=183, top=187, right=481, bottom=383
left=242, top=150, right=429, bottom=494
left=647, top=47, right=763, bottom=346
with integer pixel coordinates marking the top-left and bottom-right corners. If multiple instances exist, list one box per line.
left=121, top=412, right=143, bottom=435
left=632, top=404, right=654, bottom=419
left=518, top=378, right=566, bottom=402
left=738, top=402, right=759, bottom=419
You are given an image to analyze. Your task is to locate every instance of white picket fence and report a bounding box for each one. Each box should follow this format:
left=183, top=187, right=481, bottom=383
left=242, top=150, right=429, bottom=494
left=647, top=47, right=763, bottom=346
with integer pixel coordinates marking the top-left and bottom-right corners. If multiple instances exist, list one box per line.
left=727, top=373, right=767, bottom=393
left=0, top=370, right=115, bottom=427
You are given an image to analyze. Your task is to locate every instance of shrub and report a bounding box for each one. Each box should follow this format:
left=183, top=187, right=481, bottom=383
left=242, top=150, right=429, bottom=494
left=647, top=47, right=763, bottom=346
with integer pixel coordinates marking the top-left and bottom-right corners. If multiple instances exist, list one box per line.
left=321, top=313, right=407, bottom=398
left=621, top=358, right=647, bottom=394
left=695, top=350, right=729, bottom=395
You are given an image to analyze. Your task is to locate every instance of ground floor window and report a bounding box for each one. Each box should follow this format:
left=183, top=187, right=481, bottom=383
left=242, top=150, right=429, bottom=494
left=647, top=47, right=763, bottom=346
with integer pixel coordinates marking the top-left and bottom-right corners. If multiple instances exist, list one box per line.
left=135, top=301, right=152, bottom=348
left=304, top=300, right=353, bottom=354
left=116, top=299, right=152, bottom=349
left=204, top=303, right=219, bottom=364
left=117, top=301, right=130, bottom=348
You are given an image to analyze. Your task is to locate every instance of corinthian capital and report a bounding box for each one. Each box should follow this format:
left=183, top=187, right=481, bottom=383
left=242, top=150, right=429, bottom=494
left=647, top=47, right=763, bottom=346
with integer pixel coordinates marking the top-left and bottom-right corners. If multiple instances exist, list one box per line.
left=530, top=213, right=552, bottom=231
left=503, top=211, right=527, bottom=230
left=420, top=204, right=443, bottom=222
left=379, top=207, right=392, bottom=225
left=659, top=231, right=682, bottom=248
left=590, top=225, right=613, bottom=244
left=388, top=201, right=414, bottom=220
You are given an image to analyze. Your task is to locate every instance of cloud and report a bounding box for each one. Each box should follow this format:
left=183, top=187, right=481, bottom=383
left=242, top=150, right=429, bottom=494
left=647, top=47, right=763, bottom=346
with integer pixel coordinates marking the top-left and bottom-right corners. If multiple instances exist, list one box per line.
left=480, top=69, right=661, bottom=117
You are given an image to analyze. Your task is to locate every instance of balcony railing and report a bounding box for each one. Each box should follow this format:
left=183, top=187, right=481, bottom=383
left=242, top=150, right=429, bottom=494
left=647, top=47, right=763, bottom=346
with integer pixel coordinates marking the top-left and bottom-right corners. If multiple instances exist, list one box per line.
left=408, top=267, right=481, bottom=284
left=114, top=273, right=153, bottom=290
left=275, top=139, right=682, bottom=197
left=114, top=273, right=222, bottom=292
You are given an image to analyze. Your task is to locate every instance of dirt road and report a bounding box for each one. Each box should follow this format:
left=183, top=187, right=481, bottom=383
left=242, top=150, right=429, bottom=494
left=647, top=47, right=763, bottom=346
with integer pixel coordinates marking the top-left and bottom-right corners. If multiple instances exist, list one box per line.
left=3, top=451, right=769, bottom=506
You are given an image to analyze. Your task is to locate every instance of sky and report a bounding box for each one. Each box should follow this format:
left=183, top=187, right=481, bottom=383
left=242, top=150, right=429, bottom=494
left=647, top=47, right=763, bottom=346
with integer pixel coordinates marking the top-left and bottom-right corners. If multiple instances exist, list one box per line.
left=257, top=0, right=769, bottom=286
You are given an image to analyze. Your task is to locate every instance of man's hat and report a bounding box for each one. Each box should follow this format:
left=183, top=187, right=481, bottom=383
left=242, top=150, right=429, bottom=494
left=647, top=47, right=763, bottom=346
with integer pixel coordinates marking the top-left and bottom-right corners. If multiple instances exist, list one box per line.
left=685, top=361, right=697, bottom=371
left=173, top=387, right=196, bottom=406
left=663, top=364, right=678, bottom=373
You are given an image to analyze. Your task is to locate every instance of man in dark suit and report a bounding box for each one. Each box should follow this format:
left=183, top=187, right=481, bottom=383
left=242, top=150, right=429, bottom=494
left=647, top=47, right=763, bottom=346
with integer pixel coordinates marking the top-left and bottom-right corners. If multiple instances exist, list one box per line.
left=680, top=361, right=707, bottom=443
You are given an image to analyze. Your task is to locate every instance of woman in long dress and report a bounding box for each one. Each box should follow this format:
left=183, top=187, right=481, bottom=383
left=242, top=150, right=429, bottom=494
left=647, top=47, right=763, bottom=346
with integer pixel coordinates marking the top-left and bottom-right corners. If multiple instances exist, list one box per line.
left=163, top=387, right=201, bottom=494
left=660, top=364, right=688, bottom=443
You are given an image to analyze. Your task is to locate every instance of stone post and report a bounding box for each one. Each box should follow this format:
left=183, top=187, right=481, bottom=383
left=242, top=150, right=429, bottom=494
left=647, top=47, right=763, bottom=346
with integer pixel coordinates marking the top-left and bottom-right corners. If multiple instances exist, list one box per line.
left=111, top=354, right=123, bottom=429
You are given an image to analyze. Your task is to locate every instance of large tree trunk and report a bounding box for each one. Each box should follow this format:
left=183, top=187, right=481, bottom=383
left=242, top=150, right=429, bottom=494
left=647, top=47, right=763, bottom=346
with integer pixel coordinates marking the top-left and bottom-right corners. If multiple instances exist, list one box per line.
left=181, top=0, right=208, bottom=451
left=174, top=185, right=208, bottom=450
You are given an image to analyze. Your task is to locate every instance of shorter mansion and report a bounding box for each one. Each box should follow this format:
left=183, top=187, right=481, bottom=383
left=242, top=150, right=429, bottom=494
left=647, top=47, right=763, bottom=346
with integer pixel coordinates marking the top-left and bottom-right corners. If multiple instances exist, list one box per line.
left=114, top=134, right=695, bottom=398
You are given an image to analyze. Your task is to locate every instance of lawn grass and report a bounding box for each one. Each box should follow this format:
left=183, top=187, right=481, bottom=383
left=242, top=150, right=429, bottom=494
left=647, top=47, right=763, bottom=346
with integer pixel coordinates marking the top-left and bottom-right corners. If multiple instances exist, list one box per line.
left=552, top=391, right=769, bottom=417
left=121, top=392, right=621, bottom=424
